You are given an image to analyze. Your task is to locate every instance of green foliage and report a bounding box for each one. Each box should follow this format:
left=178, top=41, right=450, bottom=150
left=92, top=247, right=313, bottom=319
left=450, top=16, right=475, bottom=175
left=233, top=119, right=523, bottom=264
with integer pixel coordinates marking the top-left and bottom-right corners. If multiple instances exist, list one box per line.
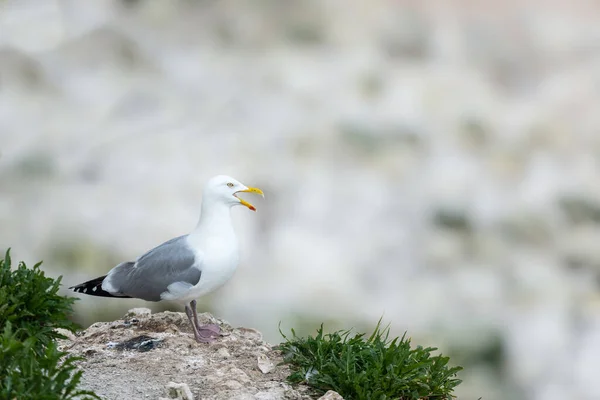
left=0, top=249, right=78, bottom=351
left=278, top=321, right=463, bottom=400
left=0, top=322, right=99, bottom=400
left=0, top=249, right=100, bottom=400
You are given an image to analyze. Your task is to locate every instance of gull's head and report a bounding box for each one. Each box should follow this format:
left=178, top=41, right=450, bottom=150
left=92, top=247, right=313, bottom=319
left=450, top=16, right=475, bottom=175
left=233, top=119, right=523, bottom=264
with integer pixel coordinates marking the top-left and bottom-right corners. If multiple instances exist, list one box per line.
left=203, top=175, right=264, bottom=211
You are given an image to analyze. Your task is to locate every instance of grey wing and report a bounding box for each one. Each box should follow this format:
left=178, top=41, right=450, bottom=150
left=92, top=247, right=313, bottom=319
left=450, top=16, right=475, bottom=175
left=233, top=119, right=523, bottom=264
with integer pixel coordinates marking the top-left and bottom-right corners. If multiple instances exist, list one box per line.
left=102, top=235, right=202, bottom=301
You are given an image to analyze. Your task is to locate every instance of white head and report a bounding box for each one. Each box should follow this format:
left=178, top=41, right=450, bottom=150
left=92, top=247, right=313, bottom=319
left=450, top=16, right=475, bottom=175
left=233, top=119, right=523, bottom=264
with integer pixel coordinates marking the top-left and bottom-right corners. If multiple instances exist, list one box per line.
left=202, top=175, right=264, bottom=211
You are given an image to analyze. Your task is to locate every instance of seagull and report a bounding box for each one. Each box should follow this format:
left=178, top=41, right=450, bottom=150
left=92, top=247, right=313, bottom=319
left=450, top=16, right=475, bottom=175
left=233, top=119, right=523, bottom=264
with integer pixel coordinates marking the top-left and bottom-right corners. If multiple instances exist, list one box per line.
left=70, top=175, right=264, bottom=343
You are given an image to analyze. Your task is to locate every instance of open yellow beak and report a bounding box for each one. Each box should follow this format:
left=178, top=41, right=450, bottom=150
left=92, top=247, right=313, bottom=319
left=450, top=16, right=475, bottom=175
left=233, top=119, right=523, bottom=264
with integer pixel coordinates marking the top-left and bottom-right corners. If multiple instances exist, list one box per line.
left=235, top=187, right=264, bottom=211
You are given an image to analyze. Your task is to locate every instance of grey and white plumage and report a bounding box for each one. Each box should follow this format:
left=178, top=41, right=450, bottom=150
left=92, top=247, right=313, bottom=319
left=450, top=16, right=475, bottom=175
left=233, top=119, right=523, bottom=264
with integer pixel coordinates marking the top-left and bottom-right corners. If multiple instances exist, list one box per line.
left=101, top=235, right=200, bottom=302
left=70, top=175, right=264, bottom=343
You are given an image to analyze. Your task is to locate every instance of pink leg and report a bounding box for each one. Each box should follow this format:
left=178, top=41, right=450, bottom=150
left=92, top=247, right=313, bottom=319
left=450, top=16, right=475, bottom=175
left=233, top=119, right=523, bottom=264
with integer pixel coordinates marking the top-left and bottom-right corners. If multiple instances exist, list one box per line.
left=186, top=300, right=220, bottom=343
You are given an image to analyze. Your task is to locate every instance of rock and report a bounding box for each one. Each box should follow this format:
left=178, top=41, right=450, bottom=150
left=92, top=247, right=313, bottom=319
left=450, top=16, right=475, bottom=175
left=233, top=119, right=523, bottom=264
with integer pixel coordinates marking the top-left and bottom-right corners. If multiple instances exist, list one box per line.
left=215, top=347, right=231, bottom=359
left=257, top=354, right=274, bottom=374
left=166, top=382, right=194, bottom=400
left=236, top=327, right=263, bottom=342
left=55, top=328, right=77, bottom=341
left=318, top=391, right=344, bottom=400
left=126, top=308, right=152, bottom=318
left=254, top=389, right=287, bottom=400
left=223, top=380, right=243, bottom=390
left=225, top=367, right=251, bottom=383
left=58, top=311, right=310, bottom=400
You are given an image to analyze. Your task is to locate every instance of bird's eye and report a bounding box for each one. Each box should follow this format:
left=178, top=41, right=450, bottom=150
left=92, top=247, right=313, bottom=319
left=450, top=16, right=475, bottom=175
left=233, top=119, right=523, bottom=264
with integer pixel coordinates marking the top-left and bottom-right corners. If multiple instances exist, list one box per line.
left=227, top=182, right=234, bottom=188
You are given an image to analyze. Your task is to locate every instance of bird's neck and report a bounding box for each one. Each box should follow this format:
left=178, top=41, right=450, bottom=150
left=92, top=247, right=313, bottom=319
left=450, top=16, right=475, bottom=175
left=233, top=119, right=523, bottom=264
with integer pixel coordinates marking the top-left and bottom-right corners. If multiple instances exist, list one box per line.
left=193, top=202, right=234, bottom=237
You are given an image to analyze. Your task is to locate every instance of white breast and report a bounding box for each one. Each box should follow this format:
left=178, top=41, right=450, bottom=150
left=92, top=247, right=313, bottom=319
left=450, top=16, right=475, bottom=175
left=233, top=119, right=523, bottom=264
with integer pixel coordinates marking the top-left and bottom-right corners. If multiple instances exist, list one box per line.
left=181, top=232, right=240, bottom=303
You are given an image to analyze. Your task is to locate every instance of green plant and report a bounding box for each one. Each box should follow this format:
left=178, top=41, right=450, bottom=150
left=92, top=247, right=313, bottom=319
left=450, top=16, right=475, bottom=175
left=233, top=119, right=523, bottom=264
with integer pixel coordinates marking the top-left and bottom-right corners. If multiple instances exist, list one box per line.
left=0, top=249, right=100, bottom=400
left=278, top=321, right=462, bottom=400
left=0, top=249, right=78, bottom=351
left=0, top=322, right=99, bottom=400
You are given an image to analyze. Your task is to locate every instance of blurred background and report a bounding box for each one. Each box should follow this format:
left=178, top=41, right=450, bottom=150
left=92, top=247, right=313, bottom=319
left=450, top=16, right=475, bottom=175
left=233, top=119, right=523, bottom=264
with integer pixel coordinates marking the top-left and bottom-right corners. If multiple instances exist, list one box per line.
left=2, top=0, right=600, bottom=399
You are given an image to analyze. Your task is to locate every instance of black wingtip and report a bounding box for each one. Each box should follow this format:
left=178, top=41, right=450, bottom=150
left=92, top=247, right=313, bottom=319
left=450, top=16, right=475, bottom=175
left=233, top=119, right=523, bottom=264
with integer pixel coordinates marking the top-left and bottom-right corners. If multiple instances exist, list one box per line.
left=70, top=275, right=114, bottom=298
left=70, top=275, right=132, bottom=298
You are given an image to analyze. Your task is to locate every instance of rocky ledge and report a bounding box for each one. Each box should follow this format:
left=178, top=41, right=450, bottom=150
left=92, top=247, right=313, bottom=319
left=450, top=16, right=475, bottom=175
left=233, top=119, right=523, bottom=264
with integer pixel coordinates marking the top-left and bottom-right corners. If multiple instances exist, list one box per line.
left=58, top=308, right=341, bottom=400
